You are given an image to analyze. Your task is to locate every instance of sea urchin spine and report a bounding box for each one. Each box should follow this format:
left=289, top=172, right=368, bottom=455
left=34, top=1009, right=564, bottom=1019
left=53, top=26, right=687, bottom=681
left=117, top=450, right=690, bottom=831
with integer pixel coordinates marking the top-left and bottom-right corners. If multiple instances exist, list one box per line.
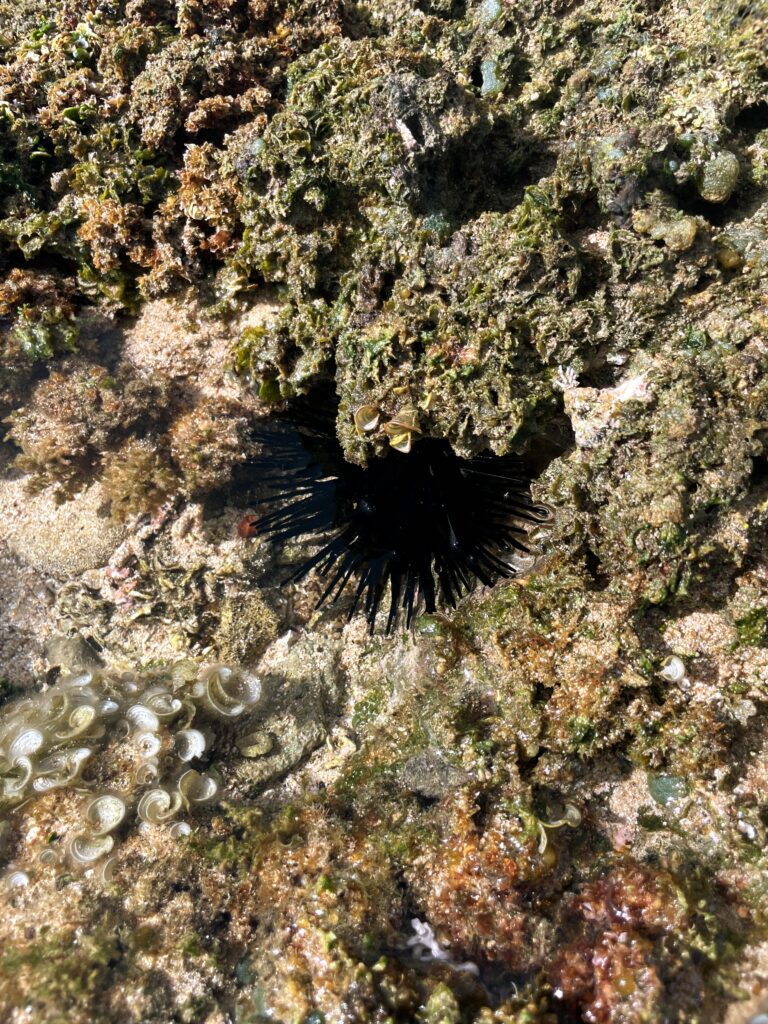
left=247, top=421, right=549, bottom=633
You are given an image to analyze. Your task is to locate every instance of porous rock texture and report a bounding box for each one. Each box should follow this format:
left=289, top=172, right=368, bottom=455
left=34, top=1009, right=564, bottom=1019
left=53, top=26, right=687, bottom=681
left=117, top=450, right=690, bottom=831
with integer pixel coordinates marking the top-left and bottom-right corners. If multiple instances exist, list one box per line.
left=2, top=0, right=768, bottom=1021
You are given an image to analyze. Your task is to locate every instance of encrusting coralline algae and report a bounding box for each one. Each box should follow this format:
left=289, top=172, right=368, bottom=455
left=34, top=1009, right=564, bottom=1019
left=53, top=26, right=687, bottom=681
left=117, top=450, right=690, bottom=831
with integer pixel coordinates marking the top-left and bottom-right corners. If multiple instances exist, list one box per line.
left=2, top=0, right=768, bottom=1020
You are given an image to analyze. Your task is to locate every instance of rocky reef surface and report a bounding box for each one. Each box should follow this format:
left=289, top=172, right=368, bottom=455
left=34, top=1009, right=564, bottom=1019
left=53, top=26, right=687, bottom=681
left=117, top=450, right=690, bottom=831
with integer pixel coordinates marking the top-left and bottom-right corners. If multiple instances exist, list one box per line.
left=2, top=0, right=768, bottom=1021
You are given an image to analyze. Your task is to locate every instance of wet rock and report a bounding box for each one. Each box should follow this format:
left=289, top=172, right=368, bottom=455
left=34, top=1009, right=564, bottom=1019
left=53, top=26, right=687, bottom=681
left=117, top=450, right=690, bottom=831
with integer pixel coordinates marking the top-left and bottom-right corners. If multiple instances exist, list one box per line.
left=699, top=150, right=741, bottom=203
left=399, top=749, right=470, bottom=799
left=43, top=633, right=104, bottom=674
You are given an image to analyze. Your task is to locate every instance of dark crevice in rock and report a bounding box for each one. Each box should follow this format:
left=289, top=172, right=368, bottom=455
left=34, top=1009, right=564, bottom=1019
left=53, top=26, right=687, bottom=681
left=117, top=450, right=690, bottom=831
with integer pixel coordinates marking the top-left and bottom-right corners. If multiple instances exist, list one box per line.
left=733, top=99, right=768, bottom=134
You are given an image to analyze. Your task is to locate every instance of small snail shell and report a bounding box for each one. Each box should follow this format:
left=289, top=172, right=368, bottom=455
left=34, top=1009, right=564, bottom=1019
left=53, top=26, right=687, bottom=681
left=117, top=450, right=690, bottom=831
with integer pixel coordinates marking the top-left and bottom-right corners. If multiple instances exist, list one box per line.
left=354, top=405, right=381, bottom=435
left=137, top=788, right=181, bottom=824
left=125, top=704, right=160, bottom=734
left=69, top=834, right=114, bottom=864
left=178, top=769, right=218, bottom=807
left=6, top=870, right=29, bottom=889
left=85, top=795, right=126, bottom=836
left=659, top=656, right=685, bottom=683
left=9, top=728, right=44, bottom=761
left=174, top=729, right=207, bottom=762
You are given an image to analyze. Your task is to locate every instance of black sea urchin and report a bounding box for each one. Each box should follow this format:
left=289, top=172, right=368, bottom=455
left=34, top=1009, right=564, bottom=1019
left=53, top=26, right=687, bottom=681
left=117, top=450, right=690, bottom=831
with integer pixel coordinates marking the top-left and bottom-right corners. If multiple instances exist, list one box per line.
left=247, top=413, right=549, bottom=633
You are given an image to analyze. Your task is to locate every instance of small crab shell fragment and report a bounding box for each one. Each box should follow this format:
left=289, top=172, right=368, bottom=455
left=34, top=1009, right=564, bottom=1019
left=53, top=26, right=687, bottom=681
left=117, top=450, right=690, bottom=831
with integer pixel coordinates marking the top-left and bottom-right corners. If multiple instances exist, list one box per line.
left=85, top=795, right=126, bottom=835
left=178, top=769, right=218, bottom=807
left=70, top=833, right=114, bottom=864
left=174, top=729, right=207, bottom=762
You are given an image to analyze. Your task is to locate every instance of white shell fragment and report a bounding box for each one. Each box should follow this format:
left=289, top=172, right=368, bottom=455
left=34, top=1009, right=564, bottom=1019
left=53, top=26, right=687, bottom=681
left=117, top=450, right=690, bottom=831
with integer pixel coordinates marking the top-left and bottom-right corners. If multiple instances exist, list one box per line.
left=142, top=689, right=183, bottom=721
left=6, top=870, right=30, bottom=889
left=354, top=405, right=381, bottom=435
left=178, top=769, right=218, bottom=807
left=174, top=729, right=207, bottom=762
left=86, top=795, right=126, bottom=835
left=659, top=656, right=686, bottom=683
left=54, top=704, right=98, bottom=741
left=3, top=757, right=33, bottom=798
left=134, top=759, right=160, bottom=786
left=125, top=704, right=160, bottom=734
left=137, top=788, right=181, bottom=824
left=0, top=660, right=255, bottom=876
left=33, top=748, right=92, bottom=792
left=9, top=728, right=44, bottom=762
left=70, top=834, right=114, bottom=864
left=98, top=856, right=118, bottom=883
left=200, top=665, right=261, bottom=717
left=135, top=731, right=162, bottom=759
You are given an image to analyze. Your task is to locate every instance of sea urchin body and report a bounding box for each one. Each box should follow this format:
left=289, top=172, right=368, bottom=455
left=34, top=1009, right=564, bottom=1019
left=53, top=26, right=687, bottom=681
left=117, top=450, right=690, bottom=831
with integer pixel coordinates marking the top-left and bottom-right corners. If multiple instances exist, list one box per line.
left=248, top=422, right=549, bottom=632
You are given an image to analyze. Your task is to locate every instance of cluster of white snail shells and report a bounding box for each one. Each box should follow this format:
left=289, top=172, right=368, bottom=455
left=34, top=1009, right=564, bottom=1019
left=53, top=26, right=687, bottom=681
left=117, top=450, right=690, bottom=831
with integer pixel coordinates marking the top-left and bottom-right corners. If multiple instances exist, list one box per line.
left=0, top=662, right=263, bottom=887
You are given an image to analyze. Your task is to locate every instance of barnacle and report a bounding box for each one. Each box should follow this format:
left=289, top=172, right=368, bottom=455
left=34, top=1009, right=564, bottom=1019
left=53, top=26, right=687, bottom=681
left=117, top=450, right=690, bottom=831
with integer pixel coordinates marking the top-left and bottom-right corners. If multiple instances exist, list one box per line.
left=246, top=404, right=550, bottom=632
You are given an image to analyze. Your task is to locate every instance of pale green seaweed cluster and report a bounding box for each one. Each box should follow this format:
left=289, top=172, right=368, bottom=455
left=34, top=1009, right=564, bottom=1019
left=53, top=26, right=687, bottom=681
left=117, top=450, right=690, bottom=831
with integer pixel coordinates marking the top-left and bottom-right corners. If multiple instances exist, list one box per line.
left=0, top=662, right=262, bottom=886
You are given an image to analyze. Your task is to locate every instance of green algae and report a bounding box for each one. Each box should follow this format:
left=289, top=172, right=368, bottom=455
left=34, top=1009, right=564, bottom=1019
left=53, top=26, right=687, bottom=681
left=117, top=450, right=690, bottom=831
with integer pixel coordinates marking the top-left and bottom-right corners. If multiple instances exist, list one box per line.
left=0, top=927, right=126, bottom=1023
left=1, top=0, right=768, bottom=1020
